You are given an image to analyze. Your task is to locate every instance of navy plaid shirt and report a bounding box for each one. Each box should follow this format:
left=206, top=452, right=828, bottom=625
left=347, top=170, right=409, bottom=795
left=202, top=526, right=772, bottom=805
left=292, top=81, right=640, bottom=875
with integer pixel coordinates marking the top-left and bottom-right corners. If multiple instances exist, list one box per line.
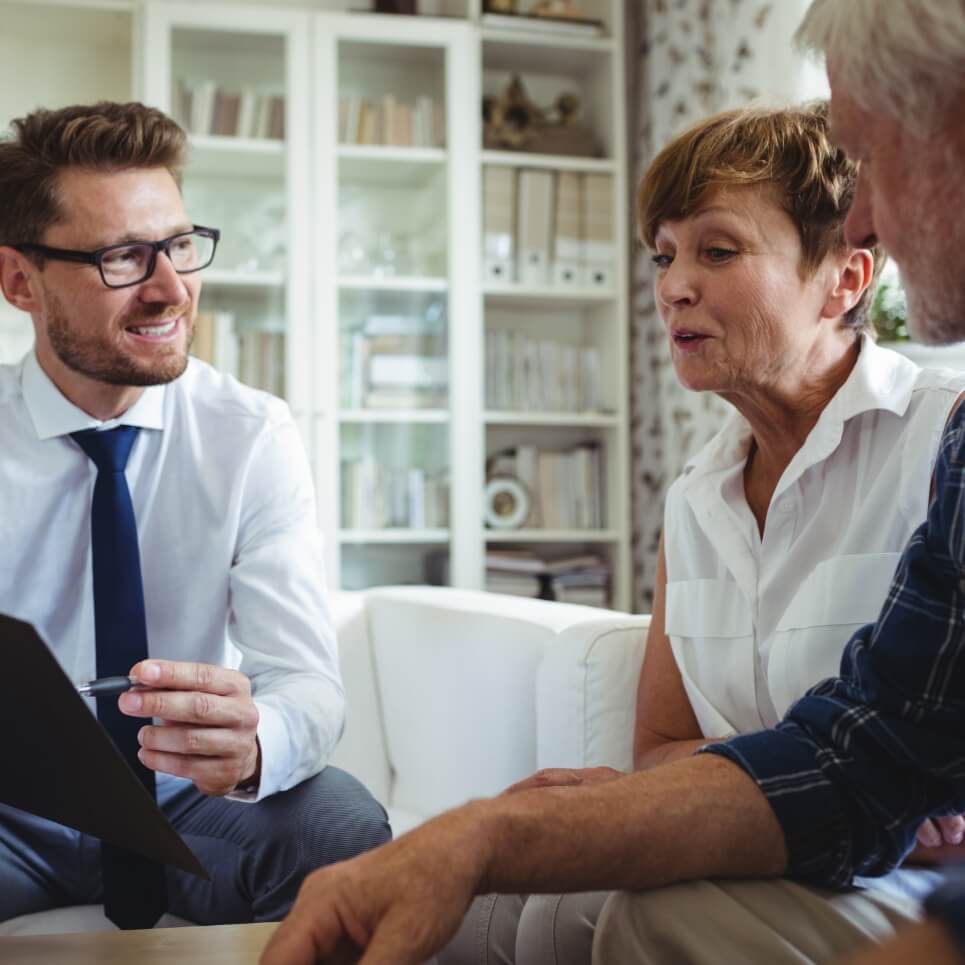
left=705, top=401, right=965, bottom=890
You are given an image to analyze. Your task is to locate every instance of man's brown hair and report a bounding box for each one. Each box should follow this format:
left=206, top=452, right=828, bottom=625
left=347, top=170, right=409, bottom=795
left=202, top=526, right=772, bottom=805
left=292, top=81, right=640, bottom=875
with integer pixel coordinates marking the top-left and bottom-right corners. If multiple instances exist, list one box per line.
left=0, top=101, right=187, bottom=251
left=637, top=102, right=882, bottom=331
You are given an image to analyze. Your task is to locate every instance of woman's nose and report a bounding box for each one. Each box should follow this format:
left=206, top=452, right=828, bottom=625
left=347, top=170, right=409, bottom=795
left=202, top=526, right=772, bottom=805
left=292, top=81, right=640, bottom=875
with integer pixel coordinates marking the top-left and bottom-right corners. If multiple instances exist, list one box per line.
left=656, top=258, right=697, bottom=309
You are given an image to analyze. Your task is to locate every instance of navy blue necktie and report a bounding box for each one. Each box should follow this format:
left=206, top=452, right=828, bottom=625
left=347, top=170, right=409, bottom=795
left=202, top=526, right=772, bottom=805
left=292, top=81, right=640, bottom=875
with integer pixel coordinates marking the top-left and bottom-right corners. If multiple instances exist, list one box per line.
left=72, top=426, right=166, bottom=930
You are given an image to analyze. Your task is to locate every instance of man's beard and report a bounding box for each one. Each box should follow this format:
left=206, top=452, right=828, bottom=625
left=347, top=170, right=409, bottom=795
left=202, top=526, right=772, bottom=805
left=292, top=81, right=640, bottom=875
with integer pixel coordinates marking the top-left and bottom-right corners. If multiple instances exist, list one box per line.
left=45, top=293, right=195, bottom=387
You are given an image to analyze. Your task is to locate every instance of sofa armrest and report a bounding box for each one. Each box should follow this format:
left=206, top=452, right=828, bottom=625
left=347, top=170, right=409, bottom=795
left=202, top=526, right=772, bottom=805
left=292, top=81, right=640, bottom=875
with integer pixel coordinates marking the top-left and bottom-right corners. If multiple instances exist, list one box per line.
left=536, top=615, right=650, bottom=772
left=327, top=591, right=392, bottom=807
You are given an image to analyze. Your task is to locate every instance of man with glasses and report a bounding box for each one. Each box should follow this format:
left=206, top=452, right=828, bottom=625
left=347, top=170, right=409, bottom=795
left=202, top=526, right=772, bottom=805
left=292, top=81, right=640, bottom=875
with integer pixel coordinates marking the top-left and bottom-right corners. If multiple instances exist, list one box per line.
left=0, top=101, right=389, bottom=930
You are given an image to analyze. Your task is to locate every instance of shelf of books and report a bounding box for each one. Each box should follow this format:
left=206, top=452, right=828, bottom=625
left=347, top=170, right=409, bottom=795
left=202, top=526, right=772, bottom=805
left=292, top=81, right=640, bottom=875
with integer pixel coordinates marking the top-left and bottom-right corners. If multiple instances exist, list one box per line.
left=313, top=14, right=480, bottom=594
left=477, top=0, right=629, bottom=610
left=141, top=2, right=313, bottom=437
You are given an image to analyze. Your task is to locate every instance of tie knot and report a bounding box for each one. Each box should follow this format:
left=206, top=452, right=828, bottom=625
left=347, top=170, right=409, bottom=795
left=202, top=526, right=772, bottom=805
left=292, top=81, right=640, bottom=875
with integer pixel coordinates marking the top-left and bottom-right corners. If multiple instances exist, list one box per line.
left=71, top=426, right=140, bottom=474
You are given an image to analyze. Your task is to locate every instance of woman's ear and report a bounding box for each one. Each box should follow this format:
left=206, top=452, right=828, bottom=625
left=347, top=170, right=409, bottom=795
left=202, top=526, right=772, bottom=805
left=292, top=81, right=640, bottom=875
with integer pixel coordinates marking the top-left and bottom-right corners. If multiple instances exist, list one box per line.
left=820, top=248, right=875, bottom=320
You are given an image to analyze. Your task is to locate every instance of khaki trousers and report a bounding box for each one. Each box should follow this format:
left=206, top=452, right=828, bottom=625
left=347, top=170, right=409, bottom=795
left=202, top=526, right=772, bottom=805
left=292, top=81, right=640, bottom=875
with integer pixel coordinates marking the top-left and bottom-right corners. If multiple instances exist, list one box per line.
left=438, top=876, right=929, bottom=965
left=593, top=879, right=923, bottom=965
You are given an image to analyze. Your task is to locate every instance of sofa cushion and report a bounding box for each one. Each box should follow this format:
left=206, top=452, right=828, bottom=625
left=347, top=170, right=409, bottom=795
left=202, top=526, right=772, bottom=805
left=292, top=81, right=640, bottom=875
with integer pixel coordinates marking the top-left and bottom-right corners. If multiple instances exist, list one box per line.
left=537, top=617, right=650, bottom=772
left=366, top=587, right=609, bottom=817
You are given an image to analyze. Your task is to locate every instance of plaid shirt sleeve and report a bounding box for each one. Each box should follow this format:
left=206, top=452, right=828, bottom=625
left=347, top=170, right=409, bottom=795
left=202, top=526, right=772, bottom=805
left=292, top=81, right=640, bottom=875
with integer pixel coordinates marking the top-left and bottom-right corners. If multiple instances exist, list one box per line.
left=704, top=402, right=965, bottom=890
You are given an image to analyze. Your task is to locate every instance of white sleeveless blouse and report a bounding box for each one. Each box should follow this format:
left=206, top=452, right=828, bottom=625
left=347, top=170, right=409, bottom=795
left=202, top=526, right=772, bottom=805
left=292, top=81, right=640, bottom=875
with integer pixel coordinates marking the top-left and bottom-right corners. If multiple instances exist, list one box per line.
left=663, top=336, right=965, bottom=737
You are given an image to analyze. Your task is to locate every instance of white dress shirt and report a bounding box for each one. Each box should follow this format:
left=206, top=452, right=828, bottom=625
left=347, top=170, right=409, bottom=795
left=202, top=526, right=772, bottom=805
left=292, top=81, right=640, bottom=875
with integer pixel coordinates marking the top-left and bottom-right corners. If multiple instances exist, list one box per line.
left=663, top=335, right=965, bottom=737
left=0, top=351, right=342, bottom=802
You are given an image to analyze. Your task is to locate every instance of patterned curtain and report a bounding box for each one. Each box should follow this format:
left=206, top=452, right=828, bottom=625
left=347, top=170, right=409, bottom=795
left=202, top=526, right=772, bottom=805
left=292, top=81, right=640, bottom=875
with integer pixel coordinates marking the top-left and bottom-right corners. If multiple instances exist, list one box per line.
left=627, top=0, right=821, bottom=610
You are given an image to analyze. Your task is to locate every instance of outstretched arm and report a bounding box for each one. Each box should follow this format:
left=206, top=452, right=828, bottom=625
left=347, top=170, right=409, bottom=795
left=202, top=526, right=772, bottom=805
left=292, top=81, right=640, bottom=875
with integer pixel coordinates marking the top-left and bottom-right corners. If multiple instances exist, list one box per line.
left=261, top=753, right=786, bottom=965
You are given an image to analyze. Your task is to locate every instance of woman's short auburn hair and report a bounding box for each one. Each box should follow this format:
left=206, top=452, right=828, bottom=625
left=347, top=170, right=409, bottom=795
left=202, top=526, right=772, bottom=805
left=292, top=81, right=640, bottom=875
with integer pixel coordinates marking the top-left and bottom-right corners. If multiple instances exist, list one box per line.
left=637, top=102, right=882, bottom=331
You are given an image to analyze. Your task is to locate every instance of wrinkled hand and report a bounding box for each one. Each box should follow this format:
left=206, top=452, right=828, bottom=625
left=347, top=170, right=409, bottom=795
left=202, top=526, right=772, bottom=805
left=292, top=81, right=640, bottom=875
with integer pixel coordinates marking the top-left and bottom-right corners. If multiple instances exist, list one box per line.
left=502, top=766, right=626, bottom=795
left=120, top=659, right=260, bottom=797
left=261, top=810, right=484, bottom=965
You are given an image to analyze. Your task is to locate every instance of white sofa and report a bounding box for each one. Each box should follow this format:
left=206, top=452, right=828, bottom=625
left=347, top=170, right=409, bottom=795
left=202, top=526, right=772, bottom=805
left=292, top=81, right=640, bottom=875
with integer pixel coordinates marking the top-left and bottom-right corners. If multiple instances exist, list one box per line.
left=0, top=585, right=649, bottom=936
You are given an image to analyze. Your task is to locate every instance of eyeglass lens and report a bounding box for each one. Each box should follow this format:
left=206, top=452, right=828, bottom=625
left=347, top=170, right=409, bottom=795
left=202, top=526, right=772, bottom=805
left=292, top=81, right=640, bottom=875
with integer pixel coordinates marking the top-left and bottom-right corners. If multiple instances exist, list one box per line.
left=101, top=231, right=215, bottom=285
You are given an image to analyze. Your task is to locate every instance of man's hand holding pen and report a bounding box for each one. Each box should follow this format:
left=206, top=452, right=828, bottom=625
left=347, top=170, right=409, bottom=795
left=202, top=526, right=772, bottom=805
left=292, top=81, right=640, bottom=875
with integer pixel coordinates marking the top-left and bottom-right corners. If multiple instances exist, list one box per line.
left=116, top=660, right=261, bottom=798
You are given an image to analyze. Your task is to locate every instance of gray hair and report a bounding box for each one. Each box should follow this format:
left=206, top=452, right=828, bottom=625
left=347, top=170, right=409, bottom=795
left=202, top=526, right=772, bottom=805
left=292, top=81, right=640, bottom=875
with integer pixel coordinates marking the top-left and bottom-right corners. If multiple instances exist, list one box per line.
left=796, top=0, right=965, bottom=132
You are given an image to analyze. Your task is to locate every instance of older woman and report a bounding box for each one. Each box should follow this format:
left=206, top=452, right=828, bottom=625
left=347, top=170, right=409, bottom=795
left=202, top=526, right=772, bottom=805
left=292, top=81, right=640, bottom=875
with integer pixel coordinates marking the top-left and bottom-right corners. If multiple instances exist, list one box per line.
left=438, top=102, right=965, bottom=965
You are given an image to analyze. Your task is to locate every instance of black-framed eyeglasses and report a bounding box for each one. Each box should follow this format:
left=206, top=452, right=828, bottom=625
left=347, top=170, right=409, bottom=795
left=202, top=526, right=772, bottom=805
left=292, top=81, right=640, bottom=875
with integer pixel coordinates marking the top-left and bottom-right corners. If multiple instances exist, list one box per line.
left=15, top=225, right=221, bottom=289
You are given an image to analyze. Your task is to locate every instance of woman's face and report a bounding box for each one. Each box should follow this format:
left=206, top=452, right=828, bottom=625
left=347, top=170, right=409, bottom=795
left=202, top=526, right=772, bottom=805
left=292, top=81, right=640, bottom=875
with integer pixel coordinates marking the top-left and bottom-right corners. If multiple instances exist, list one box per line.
left=653, top=185, right=837, bottom=396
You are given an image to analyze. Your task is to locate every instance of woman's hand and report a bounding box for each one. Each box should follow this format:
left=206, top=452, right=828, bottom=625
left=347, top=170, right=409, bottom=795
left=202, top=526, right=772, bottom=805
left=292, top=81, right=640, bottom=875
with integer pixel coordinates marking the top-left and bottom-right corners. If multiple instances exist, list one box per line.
left=502, top=766, right=626, bottom=795
left=904, top=815, right=965, bottom=865
left=917, top=815, right=965, bottom=848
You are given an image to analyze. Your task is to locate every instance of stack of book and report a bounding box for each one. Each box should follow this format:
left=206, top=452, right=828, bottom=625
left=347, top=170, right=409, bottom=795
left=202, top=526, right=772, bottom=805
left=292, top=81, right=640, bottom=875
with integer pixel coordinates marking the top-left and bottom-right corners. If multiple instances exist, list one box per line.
left=483, top=166, right=614, bottom=288
left=237, top=330, right=285, bottom=398
left=339, top=93, right=444, bottom=148
left=191, top=310, right=238, bottom=375
left=487, top=443, right=604, bottom=530
left=485, top=549, right=610, bottom=607
left=177, top=81, right=285, bottom=140
left=347, top=314, right=448, bottom=410
left=485, top=330, right=604, bottom=412
left=341, top=458, right=449, bottom=530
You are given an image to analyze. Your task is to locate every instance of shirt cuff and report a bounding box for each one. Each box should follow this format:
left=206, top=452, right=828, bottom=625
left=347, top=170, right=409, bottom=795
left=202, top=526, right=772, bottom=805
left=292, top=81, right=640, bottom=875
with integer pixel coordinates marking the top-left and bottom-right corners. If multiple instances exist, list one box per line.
left=225, top=699, right=289, bottom=803
left=702, top=727, right=854, bottom=889
left=924, top=873, right=965, bottom=957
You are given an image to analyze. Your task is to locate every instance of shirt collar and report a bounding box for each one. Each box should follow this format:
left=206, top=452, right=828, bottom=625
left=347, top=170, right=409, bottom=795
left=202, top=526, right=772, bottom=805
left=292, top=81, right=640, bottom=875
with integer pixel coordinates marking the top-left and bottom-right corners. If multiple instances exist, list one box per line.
left=20, top=349, right=166, bottom=440
left=680, top=332, right=921, bottom=488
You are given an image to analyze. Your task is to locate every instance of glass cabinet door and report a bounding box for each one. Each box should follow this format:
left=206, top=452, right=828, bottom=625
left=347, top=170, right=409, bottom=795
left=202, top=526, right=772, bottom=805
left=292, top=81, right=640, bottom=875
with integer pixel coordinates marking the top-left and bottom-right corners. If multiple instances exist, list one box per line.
left=141, top=2, right=312, bottom=427
left=315, top=16, right=478, bottom=592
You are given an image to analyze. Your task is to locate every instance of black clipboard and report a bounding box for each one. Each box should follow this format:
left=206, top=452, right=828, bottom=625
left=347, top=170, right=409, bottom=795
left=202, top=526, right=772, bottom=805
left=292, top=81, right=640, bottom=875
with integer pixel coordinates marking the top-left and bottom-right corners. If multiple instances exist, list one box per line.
left=0, top=613, right=208, bottom=879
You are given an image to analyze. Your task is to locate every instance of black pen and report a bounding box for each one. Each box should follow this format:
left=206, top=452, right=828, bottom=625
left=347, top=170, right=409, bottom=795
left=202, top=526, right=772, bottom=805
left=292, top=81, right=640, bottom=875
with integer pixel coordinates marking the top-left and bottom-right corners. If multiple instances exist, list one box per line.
left=76, top=675, right=140, bottom=698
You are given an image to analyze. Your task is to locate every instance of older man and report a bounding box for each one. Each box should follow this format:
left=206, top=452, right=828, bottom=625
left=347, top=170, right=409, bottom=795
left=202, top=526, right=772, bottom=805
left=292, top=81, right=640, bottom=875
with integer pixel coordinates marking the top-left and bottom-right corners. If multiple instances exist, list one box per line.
left=261, top=2, right=965, bottom=963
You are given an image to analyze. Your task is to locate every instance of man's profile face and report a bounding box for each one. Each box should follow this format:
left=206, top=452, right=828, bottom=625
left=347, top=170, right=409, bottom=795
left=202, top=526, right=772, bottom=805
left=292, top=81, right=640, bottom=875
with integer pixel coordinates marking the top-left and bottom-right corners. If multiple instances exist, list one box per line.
left=829, top=72, right=965, bottom=346
left=33, top=166, right=201, bottom=387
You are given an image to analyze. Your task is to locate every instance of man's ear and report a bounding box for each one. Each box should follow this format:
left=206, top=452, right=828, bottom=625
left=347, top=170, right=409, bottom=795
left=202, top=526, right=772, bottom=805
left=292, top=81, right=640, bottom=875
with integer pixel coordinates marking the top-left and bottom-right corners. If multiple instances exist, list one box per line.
left=820, top=248, right=875, bottom=320
left=0, top=246, right=41, bottom=313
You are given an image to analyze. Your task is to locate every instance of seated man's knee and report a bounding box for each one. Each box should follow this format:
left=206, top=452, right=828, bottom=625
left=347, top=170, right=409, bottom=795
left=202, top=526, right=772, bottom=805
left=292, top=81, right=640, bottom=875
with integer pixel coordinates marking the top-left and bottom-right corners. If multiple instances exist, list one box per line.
left=518, top=891, right=610, bottom=965
left=281, top=766, right=392, bottom=866
left=593, top=887, right=684, bottom=964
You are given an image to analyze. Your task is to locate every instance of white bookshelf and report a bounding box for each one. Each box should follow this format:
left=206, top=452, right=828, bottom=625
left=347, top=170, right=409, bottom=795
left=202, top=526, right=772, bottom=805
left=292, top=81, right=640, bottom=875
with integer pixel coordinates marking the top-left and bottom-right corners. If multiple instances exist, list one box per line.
left=337, top=276, right=449, bottom=293
left=486, top=529, right=622, bottom=544
left=340, top=409, right=449, bottom=424
left=338, top=529, right=450, bottom=544
left=481, top=150, right=616, bottom=174
left=0, top=0, right=137, bottom=364
left=486, top=412, right=619, bottom=428
left=1, top=0, right=631, bottom=610
left=203, top=269, right=285, bottom=288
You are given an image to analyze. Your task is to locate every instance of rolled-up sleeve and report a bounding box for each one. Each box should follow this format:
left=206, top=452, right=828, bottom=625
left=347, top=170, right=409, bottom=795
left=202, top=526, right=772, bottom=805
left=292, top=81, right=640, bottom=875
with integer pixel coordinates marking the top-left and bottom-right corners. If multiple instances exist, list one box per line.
left=705, top=407, right=965, bottom=889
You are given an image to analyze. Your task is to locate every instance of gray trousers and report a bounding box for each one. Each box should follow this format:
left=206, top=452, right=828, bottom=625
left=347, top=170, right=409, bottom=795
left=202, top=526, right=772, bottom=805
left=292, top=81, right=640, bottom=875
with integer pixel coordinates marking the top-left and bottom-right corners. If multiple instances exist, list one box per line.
left=0, top=766, right=391, bottom=925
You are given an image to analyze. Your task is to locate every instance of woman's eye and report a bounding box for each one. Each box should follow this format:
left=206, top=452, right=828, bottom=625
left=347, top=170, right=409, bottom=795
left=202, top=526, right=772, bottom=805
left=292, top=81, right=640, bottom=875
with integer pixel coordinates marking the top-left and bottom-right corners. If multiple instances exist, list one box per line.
left=705, top=247, right=737, bottom=262
left=651, top=253, right=673, bottom=269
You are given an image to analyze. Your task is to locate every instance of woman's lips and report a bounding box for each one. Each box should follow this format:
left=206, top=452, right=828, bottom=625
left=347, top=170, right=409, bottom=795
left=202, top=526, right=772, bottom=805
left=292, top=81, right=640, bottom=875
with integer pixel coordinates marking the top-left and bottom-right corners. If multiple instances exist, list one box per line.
left=671, top=330, right=711, bottom=352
